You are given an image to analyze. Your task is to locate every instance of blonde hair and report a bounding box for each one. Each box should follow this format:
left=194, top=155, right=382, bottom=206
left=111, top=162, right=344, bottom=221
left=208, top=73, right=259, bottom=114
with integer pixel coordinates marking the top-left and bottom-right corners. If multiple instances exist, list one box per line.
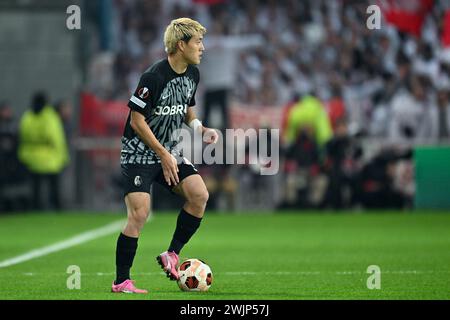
left=164, top=18, right=206, bottom=55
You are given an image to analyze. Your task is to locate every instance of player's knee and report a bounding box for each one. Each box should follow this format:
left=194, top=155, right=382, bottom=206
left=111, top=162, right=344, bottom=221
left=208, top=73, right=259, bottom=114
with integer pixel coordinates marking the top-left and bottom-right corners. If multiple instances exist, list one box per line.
left=190, top=190, right=209, bottom=208
left=129, top=207, right=149, bottom=229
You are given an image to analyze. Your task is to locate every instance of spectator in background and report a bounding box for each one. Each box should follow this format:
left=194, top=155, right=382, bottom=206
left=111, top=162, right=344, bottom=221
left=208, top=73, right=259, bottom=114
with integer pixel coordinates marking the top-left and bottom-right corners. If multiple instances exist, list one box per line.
left=0, top=101, right=27, bottom=212
left=325, top=83, right=346, bottom=133
left=322, top=117, right=363, bottom=209
left=281, top=94, right=333, bottom=208
left=18, top=92, right=70, bottom=210
left=200, top=21, right=263, bottom=130
left=0, top=101, right=14, bottom=131
left=353, top=148, right=413, bottom=209
left=370, top=72, right=398, bottom=137
left=284, top=94, right=333, bottom=151
left=388, top=75, right=434, bottom=143
left=412, top=41, right=439, bottom=81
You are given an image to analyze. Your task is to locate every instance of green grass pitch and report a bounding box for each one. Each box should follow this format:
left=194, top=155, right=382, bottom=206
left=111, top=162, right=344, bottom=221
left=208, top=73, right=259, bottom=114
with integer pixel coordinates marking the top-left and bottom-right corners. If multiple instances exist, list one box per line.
left=0, top=211, right=449, bottom=300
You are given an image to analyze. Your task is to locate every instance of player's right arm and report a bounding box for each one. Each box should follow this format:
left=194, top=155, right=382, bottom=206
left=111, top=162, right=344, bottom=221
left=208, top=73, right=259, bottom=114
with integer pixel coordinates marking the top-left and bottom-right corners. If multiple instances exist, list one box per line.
left=127, top=72, right=179, bottom=186
left=129, top=111, right=179, bottom=186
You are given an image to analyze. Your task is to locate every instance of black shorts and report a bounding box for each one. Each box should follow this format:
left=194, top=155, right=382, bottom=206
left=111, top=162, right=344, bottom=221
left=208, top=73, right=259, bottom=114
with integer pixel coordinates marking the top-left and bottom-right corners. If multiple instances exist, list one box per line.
left=121, top=157, right=199, bottom=196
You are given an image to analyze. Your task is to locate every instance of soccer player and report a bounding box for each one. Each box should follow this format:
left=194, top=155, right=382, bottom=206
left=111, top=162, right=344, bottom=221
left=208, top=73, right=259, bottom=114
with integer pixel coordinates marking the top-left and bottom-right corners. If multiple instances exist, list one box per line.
left=112, top=18, right=218, bottom=294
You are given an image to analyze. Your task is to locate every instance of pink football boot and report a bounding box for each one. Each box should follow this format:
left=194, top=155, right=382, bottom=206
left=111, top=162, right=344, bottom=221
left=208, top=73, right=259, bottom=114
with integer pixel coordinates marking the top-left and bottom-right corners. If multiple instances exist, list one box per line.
left=111, top=280, right=148, bottom=294
left=156, top=251, right=179, bottom=280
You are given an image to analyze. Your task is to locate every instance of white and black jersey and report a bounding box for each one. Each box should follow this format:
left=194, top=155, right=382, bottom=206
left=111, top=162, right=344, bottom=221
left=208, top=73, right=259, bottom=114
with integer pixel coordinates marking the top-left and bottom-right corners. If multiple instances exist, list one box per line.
left=121, top=59, right=199, bottom=165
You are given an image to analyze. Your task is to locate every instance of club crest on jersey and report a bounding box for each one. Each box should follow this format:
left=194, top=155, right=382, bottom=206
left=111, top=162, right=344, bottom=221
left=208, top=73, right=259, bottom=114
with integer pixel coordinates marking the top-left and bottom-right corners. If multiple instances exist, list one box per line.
left=134, top=176, right=142, bottom=187
left=138, top=87, right=149, bottom=99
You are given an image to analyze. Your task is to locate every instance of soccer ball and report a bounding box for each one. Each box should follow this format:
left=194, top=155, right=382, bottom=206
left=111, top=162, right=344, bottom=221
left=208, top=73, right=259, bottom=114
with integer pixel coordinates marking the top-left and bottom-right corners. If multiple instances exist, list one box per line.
left=177, top=258, right=213, bottom=292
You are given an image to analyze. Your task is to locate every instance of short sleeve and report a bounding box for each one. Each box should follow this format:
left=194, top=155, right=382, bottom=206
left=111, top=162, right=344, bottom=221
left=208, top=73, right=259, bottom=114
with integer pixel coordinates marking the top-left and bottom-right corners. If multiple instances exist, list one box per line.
left=128, top=72, right=158, bottom=116
left=188, top=88, right=197, bottom=107
left=188, top=67, right=200, bottom=107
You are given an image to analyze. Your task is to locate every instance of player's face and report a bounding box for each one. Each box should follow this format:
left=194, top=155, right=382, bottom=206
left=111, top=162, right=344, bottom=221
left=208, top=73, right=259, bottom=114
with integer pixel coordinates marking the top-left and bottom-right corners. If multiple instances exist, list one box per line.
left=183, top=34, right=204, bottom=65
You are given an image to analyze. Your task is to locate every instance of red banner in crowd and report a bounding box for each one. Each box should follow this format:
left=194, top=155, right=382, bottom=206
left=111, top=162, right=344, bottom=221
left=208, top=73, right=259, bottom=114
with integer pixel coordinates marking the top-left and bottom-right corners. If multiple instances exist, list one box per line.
left=380, top=0, right=434, bottom=37
left=79, top=92, right=129, bottom=136
left=442, top=10, right=450, bottom=47
left=79, top=93, right=284, bottom=137
left=229, top=104, right=283, bottom=130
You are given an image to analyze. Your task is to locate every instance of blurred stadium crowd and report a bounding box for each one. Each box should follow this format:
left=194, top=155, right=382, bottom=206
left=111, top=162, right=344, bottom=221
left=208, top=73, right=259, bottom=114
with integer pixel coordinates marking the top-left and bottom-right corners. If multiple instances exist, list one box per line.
left=90, top=0, right=450, bottom=141
left=2, top=0, right=450, bottom=212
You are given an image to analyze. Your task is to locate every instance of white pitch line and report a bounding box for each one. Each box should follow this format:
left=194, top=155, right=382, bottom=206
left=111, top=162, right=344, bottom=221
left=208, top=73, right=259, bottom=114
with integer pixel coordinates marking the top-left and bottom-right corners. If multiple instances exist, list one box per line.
left=0, top=219, right=127, bottom=268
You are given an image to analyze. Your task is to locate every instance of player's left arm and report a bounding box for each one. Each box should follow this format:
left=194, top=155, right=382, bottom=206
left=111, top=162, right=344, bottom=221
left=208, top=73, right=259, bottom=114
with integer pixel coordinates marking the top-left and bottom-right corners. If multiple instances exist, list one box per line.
left=185, top=106, right=218, bottom=144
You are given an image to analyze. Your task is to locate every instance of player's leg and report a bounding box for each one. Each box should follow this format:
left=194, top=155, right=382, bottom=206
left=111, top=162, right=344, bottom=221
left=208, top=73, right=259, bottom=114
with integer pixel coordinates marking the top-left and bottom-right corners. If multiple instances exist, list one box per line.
left=123, top=192, right=151, bottom=237
left=168, top=174, right=209, bottom=252
left=112, top=192, right=150, bottom=293
left=112, top=164, right=156, bottom=293
left=157, top=163, right=208, bottom=280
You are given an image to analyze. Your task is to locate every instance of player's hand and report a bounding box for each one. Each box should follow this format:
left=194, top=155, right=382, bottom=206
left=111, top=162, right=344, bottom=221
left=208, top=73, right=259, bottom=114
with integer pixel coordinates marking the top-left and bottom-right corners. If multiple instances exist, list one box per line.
left=160, top=151, right=179, bottom=186
left=203, top=128, right=219, bottom=144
